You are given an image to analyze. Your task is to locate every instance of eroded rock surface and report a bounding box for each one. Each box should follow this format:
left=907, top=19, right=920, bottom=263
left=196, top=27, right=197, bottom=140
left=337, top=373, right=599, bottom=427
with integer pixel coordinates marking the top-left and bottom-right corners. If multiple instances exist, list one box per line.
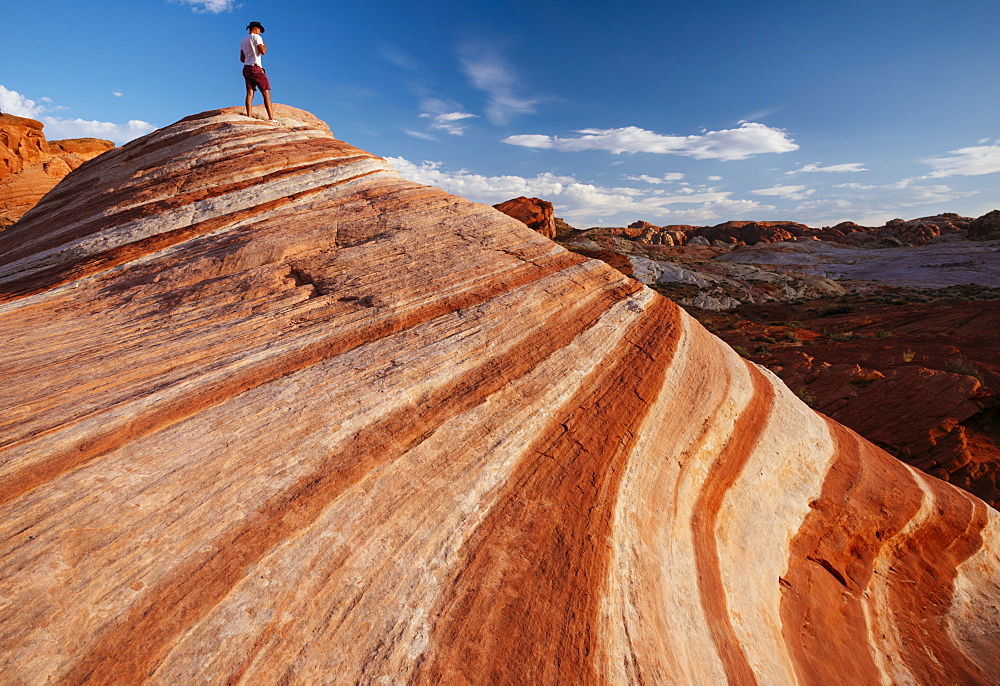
left=493, top=195, right=556, bottom=238
left=970, top=210, right=1000, bottom=241
left=1, top=105, right=998, bottom=684
left=0, top=113, right=114, bottom=225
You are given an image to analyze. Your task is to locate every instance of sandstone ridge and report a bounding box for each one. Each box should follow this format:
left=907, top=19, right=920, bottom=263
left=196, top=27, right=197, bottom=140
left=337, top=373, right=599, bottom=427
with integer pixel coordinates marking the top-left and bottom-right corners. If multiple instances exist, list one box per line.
left=1, top=105, right=998, bottom=684
left=0, top=113, right=114, bottom=225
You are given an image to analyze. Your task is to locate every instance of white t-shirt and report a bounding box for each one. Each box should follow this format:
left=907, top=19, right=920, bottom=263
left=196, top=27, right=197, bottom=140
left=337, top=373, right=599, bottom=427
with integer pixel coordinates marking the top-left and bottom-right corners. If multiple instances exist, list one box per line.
left=241, top=33, right=264, bottom=67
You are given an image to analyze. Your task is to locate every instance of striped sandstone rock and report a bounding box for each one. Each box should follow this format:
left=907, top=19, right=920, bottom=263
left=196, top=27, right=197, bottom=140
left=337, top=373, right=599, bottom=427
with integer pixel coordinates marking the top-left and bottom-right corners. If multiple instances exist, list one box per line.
left=0, top=113, right=114, bottom=225
left=0, top=105, right=997, bottom=684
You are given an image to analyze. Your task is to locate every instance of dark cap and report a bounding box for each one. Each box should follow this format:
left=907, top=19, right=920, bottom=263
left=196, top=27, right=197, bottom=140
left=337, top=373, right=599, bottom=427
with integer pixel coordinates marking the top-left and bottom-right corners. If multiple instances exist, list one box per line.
left=246, top=21, right=265, bottom=32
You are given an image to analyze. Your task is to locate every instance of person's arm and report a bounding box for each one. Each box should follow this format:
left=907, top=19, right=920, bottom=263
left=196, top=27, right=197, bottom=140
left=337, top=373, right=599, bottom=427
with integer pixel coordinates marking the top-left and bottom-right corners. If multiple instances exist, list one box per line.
left=240, top=49, right=246, bottom=63
left=257, top=42, right=267, bottom=55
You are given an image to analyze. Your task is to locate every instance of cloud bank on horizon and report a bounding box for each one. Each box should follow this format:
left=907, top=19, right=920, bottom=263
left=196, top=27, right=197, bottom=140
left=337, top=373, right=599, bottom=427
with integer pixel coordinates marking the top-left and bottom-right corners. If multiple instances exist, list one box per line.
left=0, top=85, right=154, bottom=145
left=387, top=156, right=773, bottom=225
left=387, top=153, right=981, bottom=228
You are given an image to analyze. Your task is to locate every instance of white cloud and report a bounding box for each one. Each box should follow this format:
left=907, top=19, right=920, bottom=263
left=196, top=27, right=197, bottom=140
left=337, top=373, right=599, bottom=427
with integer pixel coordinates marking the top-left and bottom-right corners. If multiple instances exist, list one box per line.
left=385, top=156, right=772, bottom=225
left=381, top=45, right=421, bottom=71
left=416, top=97, right=477, bottom=136
left=749, top=184, right=815, bottom=200
left=835, top=178, right=919, bottom=192
left=504, top=121, right=798, bottom=160
left=1, top=84, right=154, bottom=144
left=402, top=128, right=436, bottom=141
left=923, top=143, right=1000, bottom=177
left=787, top=162, right=868, bottom=175
left=419, top=111, right=477, bottom=136
left=173, top=0, right=237, bottom=13
left=795, top=180, right=977, bottom=227
left=459, top=51, right=538, bottom=125
left=113, top=91, right=124, bottom=98
left=707, top=175, right=723, bottom=181
left=741, top=107, right=783, bottom=121
left=625, top=172, right=685, bottom=184
left=0, top=85, right=45, bottom=117
left=40, top=117, right=156, bottom=144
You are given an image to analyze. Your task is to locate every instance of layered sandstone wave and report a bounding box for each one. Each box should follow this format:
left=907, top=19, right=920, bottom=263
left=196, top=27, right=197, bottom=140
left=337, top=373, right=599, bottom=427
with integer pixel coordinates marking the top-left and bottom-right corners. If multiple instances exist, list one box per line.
left=1, top=105, right=998, bottom=684
left=0, top=113, right=114, bottom=225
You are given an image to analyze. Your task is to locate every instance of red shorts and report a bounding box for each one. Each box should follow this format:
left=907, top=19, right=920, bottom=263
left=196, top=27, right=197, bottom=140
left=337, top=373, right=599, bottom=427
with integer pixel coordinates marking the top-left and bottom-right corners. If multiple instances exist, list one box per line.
left=242, top=65, right=271, bottom=92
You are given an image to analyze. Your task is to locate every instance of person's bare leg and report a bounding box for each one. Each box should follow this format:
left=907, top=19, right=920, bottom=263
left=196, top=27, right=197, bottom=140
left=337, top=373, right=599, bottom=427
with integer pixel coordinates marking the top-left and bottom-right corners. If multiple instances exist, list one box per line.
left=262, top=90, right=274, bottom=121
left=245, top=87, right=255, bottom=117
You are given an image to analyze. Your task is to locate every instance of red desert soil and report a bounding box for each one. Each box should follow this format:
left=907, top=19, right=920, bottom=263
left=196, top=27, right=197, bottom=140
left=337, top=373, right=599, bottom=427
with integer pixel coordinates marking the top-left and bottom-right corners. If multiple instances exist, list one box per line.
left=694, top=297, right=1000, bottom=508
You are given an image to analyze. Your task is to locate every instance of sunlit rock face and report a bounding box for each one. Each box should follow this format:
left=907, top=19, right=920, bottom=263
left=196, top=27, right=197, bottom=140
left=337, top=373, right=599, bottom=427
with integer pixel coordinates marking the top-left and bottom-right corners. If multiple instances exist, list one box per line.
left=0, top=113, right=114, bottom=224
left=493, top=195, right=556, bottom=239
left=1, top=105, right=998, bottom=685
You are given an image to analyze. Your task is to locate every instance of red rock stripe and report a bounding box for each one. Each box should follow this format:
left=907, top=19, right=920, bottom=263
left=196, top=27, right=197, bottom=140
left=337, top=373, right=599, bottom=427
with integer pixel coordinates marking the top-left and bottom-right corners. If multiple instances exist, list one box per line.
left=881, top=461, right=991, bottom=683
left=0, top=249, right=595, bottom=510
left=0, top=151, right=382, bottom=271
left=0, top=169, right=386, bottom=303
left=780, top=419, right=923, bottom=686
left=2, top=128, right=336, bottom=250
left=411, top=296, right=681, bottom=686
left=58, top=276, right=644, bottom=684
left=690, top=362, right=774, bottom=686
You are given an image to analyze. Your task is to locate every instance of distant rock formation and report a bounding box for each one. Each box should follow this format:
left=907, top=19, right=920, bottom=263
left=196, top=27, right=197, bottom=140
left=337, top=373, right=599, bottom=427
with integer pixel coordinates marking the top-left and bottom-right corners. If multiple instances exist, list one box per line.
left=493, top=196, right=556, bottom=238
left=0, top=114, right=48, bottom=177
left=693, top=220, right=808, bottom=245
left=0, top=113, right=113, bottom=225
left=1, top=105, right=998, bottom=684
left=553, top=216, right=576, bottom=238
left=607, top=213, right=977, bottom=249
left=969, top=210, right=1000, bottom=241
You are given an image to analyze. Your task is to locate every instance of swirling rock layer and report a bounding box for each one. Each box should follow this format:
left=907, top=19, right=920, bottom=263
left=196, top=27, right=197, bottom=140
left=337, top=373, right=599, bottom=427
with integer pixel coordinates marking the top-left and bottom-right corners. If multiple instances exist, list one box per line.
left=1, top=105, right=998, bottom=684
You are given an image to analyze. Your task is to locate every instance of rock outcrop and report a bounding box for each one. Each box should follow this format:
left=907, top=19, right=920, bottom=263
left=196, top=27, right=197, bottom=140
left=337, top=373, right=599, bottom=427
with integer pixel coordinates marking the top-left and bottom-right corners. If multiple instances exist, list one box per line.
left=0, top=113, right=113, bottom=225
left=493, top=195, right=556, bottom=239
left=1, top=105, right=998, bottom=684
left=608, top=214, right=977, bottom=250
left=970, top=210, right=1000, bottom=241
left=0, top=114, right=49, bottom=178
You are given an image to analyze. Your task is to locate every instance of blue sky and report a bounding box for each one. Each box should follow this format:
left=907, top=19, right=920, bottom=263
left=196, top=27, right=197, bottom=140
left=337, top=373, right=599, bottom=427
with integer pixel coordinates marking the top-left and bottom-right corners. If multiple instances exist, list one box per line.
left=4, top=0, right=999, bottom=227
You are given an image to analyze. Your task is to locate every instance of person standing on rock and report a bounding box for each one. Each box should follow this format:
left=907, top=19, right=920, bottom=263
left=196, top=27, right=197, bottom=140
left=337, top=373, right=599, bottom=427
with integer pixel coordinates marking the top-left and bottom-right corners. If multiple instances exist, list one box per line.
left=240, top=21, right=275, bottom=122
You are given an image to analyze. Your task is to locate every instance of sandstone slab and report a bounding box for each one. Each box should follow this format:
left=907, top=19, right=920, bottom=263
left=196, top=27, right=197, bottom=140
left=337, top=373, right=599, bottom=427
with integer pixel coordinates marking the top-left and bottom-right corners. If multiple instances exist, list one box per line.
left=0, top=105, right=998, bottom=684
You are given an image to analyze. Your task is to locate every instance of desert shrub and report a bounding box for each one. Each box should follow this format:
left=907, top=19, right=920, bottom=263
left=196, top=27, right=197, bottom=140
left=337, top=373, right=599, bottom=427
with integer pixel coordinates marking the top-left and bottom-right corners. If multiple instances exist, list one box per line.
left=780, top=331, right=798, bottom=342
left=820, top=304, right=854, bottom=316
left=902, top=349, right=916, bottom=362
left=733, top=345, right=751, bottom=358
left=944, top=357, right=985, bottom=383
left=875, top=329, right=893, bottom=338
left=753, top=345, right=771, bottom=355
left=796, top=386, right=818, bottom=408
left=831, top=331, right=855, bottom=342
